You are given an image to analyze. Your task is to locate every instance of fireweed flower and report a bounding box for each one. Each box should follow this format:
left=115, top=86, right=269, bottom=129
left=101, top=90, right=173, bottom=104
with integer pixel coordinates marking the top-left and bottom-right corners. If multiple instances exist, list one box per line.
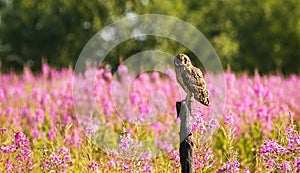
left=3, top=160, right=13, bottom=173
left=0, top=127, right=7, bottom=132
left=218, top=159, right=240, bottom=173
left=108, top=159, right=118, bottom=169
left=48, top=128, right=57, bottom=140
left=14, top=132, right=32, bottom=161
left=41, top=146, right=72, bottom=172
left=170, top=150, right=180, bottom=167
left=142, top=163, right=153, bottom=172
left=259, top=140, right=287, bottom=156
left=0, top=132, right=33, bottom=172
left=42, top=63, right=50, bottom=77
left=0, top=88, right=6, bottom=102
left=5, top=107, right=14, bottom=116
left=140, top=152, right=152, bottom=160
left=119, top=162, right=132, bottom=172
left=14, top=132, right=27, bottom=146
left=157, top=139, right=174, bottom=153
left=117, top=64, right=128, bottom=75
left=258, top=125, right=300, bottom=171
left=266, top=159, right=276, bottom=168
left=191, top=115, right=205, bottom=133
left=204, top=119, right=220, bottom=136
left=139, top=152, right=153, bottom=172
left=85, top=123, right=98, bottom=137
left=277, top=161, right=291, bottom=172
left=118, top=133, right=143, bottom=159
left=294, top=157, right=300, bottom=172
left=285, top=126, right=300, bottom=151
left=88, top=162, right=100, bottom=171
left=243, top=169, right=250, bottom=173
left=224, top=115, right=234, bottom=125
left=2, top=64, right=300, bottom=172
left=0, top=145, right=17, bottom=153
left=194, top=146, right=214, bottom=171
left=207, top=119, right=220, bottom=129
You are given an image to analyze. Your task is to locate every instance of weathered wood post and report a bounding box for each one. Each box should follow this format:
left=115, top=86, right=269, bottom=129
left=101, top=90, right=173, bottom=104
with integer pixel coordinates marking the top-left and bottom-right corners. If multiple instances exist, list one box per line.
left=176, top=100, right=194, bottom=173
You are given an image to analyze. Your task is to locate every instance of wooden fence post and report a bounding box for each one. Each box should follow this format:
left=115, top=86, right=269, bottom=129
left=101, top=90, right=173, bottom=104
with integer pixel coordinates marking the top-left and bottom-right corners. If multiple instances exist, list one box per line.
left=176, top=101, right=194, bottom=173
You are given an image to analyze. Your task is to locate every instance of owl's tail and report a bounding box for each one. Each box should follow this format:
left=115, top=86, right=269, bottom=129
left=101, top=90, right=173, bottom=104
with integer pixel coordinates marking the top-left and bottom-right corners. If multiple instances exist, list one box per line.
left=195, top=96, right=210, bottom=106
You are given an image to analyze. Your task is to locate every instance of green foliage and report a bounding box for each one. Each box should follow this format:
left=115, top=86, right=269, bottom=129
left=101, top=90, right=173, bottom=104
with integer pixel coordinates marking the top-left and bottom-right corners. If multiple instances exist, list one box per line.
left=0, top=0, right=300, bottom=74
left=185, top=0, right=300, bottom=75
left=238, top=122, right=263, bottom=171
left=0, top=0, right=108, bottom=72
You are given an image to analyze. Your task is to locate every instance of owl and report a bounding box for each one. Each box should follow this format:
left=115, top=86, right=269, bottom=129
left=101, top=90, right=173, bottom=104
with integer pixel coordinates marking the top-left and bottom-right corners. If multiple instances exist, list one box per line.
left=174, top=54, right=210, bottom=106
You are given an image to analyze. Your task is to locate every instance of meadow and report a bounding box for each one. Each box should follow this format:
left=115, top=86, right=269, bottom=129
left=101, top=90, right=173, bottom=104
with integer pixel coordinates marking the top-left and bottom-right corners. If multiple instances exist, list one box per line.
left=0, top=64, right=299, bottom=172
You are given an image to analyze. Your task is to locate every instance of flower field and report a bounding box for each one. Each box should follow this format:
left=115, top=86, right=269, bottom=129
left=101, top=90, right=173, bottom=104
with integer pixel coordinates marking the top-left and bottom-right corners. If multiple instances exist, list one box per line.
left=0, top=64, right=300, bottom=172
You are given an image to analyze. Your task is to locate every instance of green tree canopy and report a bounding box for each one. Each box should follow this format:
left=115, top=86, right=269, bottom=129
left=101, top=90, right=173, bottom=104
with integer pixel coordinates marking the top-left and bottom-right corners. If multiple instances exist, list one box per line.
left=0, top=0, right=299, bottom=75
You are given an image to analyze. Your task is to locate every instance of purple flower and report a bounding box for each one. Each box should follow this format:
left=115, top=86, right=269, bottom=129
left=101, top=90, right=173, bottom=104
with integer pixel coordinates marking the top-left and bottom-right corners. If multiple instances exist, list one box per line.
left=32, top=128, right=41, bottom=138
left=142, top=161, right=153, bottom=172
left=205, top=119, right=220, bottom=135
left=35, top=108, right=45, bottom=124
left=170, top=150, right=180, bottom=167
left=170, top=150, right=179, bottom=160
left=243, top=169, right=250, bottom=173
left=259, top=140, right=287, bottom=156
left=277, top=161, right=291, bottom=172
left=0, top=145, right=17, bottom=153
left=224, top=115, right=234, bottom=125
left=5, top=107, right=14, bottom=116
left=14, top=132, right=27, bottom=146
left=88, top=162, right=100, bottom=170
left=285, top=126, right=300, bottom=151
left=108, top=159, right=117, bottom=168
left=1, top=132, right=33, bottom=172
left=117, top=65, right=128, bottom=75
left=294, top=157, right=300, bottom=172
left=139, top=73, right=150, bottom=81
left=3, top=160, right=13, bottom=173
left=119, top=162, right=132, bottom=172
left=118, top=133, right=143, bottom=159
left=218, top=159, right=240, bottom=173
left=42, top=63, right=50, bottom=77
left=48, top=129, right=56, bottom=140
left=85, top=123, right=98, bottom=136
left=64, top=154, right=71, bottom=161
left=151, top=71, right=160, bottom=80
left=103, top=71, right=112, bottom=80
left=42, top=146, right=72, bottom=172
left=0, top=127, right=7, bottom=132
left=194, top=146, right=214, bottom=171
left=191, top=115, right=205, bottom=133
left=140, top=152, right=152, bottom=160
left=266, top=159, right=275, bottom=168
left=57, top=146, right=69, bottom=155
left=0, top=88, right=6, bottom=102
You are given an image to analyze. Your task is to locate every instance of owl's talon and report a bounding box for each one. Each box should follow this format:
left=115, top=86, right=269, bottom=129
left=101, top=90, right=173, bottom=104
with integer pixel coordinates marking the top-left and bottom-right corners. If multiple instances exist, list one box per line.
left=185, top=94, right=192, bottom=102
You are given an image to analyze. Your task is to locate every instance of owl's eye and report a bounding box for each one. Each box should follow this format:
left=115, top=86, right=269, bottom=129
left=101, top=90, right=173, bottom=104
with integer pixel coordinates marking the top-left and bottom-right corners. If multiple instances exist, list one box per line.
left=183, top=58, right=187, bottom=64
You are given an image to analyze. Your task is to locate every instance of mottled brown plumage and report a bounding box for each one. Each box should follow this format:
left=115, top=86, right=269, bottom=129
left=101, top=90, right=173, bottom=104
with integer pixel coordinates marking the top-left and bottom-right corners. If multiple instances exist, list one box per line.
left=174, top=54, right=210, bottom=106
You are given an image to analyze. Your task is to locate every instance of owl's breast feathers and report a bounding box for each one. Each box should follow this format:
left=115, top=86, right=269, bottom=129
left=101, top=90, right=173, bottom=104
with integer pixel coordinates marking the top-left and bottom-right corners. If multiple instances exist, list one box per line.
left=175, top=65, right=189, bottom=93
left=181, top=66, right=210, bottom=106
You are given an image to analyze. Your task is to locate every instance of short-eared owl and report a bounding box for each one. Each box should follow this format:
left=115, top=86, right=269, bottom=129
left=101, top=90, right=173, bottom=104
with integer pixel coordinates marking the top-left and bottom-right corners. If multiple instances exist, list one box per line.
left=174, top=54, right=210, bottom=106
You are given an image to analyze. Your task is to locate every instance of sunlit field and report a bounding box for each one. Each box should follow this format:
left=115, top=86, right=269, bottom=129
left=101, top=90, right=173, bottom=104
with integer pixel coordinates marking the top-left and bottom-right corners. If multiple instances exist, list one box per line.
left=0, top=64, right=299, bottom=172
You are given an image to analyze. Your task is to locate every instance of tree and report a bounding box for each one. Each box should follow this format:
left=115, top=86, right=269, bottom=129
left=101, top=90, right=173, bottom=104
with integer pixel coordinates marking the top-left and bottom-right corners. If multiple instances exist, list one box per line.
left=0, top=0, right=108, bottom=72
left=0, top=0, right=300, bottom=75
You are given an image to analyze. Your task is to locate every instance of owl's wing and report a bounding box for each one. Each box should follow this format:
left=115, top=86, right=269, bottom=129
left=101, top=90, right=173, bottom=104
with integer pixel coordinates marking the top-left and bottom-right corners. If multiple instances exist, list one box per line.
left=182, top=67, right=210, bottom=106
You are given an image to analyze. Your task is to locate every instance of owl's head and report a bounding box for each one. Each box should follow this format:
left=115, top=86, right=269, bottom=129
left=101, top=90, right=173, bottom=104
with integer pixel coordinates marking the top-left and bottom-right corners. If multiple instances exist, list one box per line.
left=174, top=54, right=192, bottom=67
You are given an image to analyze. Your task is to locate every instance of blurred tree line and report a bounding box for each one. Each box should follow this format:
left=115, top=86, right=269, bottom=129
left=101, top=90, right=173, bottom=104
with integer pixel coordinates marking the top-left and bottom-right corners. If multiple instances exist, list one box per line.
left=0, top=0, right=299, bottom=74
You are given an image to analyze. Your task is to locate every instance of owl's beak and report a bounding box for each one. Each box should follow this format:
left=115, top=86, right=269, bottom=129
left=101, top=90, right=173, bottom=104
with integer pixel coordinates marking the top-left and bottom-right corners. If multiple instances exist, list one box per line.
left=174, top=55, right=182, bottom=66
